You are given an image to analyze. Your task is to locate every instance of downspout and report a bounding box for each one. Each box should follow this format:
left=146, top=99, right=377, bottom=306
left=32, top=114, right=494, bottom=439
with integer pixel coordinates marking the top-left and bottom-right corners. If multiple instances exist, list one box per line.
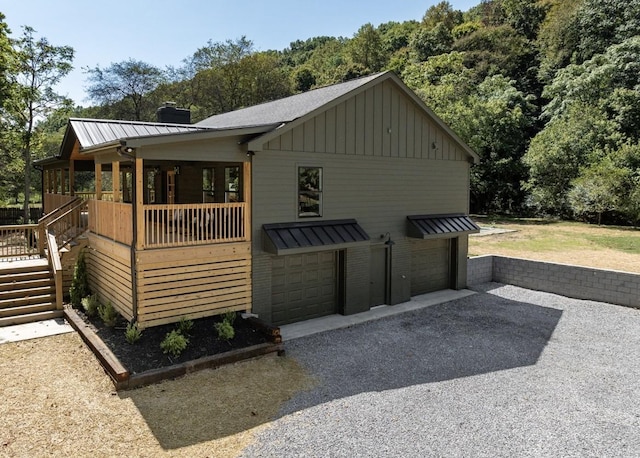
left=119, top=142, right=139, bottom=323
left=130, top=163, right=139, bottom=323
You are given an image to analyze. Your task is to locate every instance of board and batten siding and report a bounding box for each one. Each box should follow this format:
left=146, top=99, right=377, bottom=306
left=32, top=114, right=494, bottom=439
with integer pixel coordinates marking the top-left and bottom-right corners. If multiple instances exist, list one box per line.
left=266, top=80, right=468, bottom=162
left=134, top=242, right=252, bottom=328
left=251, top=81, right=473, bottom=321
left=86, top=233, right=134, bottom=322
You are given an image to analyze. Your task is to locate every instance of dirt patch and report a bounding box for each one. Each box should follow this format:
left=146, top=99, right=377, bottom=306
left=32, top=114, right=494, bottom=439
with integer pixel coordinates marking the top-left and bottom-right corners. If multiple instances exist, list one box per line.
left=0, top=333, right=313, bottom=457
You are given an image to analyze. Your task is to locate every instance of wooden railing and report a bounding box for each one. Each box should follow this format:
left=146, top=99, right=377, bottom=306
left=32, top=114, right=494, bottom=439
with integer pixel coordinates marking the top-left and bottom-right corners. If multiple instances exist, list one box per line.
left=46, top=199, right=88, bottom=250
left=143, top=202, right=247, bottom=248
left=46, top=231, right=63, bottom=310
left=44, top=193, right=77, bottom=214
left=0, top=224, right=40, bottom=260
left=75, top=191, right=114, bottom=202
left=88, top=200, right=133, bottom=246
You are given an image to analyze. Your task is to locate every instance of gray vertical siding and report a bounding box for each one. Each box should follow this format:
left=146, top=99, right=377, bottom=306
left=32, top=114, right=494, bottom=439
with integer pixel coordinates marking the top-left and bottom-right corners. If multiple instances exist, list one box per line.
left=266, top=81, right=469, bottom=162
left=251, top=79, right=474, bottom=321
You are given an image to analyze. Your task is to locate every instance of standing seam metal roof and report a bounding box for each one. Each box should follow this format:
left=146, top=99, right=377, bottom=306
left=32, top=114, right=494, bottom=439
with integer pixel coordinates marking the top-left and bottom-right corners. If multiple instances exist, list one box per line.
left=407, top=214, right=480, bottom=239
left=69, top=118, right=208, bottom=150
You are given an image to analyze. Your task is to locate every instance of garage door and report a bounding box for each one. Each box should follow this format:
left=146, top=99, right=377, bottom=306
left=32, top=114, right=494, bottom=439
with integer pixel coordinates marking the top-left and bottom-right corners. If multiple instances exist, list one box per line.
left=411, top=238, right=451, bottom=296
left=271, top=251, right=337, bottom=325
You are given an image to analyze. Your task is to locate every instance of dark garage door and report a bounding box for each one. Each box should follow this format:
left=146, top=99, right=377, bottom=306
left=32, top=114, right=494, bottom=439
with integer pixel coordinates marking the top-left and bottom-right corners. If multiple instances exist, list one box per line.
left=271, top=251, right=337, bottom=325
left=410, top=238, right=451, bottom=296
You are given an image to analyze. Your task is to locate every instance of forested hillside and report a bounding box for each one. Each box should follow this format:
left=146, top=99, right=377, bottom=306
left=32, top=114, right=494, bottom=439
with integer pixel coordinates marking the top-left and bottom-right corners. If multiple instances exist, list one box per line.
left=2, top=0, right=640, bottom=224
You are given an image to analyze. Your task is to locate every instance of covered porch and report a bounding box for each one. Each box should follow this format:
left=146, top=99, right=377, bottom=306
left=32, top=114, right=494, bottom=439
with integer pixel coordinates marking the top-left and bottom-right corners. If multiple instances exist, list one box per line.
left=36, top=118, right=261, bottom=328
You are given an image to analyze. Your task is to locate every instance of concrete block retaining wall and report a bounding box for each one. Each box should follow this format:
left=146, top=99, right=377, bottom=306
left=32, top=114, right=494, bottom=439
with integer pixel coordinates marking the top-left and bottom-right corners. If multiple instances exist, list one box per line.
left=467, top=255, right=640, bottom=309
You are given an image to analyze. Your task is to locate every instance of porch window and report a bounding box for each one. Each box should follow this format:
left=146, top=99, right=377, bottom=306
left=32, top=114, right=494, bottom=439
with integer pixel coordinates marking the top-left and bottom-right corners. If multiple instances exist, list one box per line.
left=203, top=168, right=215, bottom=202
left=225, top=166, right=240, bottom=202
left=298, top=166, right=322, bottom=217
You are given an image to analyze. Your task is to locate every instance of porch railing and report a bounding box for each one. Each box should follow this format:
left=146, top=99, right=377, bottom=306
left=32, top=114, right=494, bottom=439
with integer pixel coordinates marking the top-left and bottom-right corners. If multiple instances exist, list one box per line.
left=0, top=224, right=40, bottom=260
left=144, top=202, right=247, bottom=249
left=87, top=200, right=133, bottom=246
left=75, top=191, right=114, bottom=202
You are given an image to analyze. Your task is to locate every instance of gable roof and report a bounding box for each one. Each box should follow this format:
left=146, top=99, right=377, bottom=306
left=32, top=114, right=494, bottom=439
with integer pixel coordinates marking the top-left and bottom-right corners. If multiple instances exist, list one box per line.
left=196, top=73, right=383, bottom=129
left=50, top=71, right=479, bottom=163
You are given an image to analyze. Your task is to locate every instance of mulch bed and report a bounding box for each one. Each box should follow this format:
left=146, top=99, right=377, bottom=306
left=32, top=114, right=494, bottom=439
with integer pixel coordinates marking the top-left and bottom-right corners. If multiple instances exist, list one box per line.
left=73, top=308, right=270, bottom=375
left=64, top=305, right=284, bottom=390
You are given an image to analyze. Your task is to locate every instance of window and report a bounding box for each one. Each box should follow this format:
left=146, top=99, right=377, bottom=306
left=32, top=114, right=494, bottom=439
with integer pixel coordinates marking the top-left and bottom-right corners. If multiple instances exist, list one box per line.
left=298, top=166, right=322, bottom=217
left=202, top=168, right=215, bottom=202
left=225, top=166, right=240, bottom=202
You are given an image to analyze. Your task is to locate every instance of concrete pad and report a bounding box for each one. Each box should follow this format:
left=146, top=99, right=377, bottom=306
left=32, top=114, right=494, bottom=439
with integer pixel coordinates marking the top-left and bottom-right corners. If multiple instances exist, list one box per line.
left=0, top=318, right=75, bottom=344
left=471, top=226, right=516, bottom=237
left=280, top=289, right=476, bottom=341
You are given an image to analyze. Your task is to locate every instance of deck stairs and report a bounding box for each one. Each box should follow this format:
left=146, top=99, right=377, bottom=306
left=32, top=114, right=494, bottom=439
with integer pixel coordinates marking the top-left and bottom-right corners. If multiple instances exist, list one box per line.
left=0, top=258, right=62, bottom=327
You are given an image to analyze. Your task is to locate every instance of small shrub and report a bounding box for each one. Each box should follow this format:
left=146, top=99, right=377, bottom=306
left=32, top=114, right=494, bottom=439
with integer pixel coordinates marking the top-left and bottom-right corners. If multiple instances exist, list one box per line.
left=98, top=301, right=118, bottom=327
left=124, top=322, right=143, bottom=345
left=176, top=316, right=194, bottom=336
left=223, top=310, right=236, bottom=324
left=160, top=330, right=189, bottom=357
left=69, top=250, right=89, bottom=308
left=214, top=320, right=235, bottom=341
left=81, top=294, right=100, bottom=318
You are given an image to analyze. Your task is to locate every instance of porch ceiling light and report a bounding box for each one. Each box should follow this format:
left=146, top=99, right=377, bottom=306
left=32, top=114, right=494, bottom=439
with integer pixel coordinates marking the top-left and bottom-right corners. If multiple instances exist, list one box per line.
left=116, top=145, right=135, bottom=158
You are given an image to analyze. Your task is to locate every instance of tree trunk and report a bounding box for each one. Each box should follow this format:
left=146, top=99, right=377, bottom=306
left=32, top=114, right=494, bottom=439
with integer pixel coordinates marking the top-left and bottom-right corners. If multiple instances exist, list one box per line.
left=23, top=146, right=31, bottom=222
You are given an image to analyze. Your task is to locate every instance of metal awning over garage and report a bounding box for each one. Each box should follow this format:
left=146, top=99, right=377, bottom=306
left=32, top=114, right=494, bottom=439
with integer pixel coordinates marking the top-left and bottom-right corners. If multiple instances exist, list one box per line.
left=263, top=219, right=370, bottom=255
left=407, top=214, right=480, bottom=239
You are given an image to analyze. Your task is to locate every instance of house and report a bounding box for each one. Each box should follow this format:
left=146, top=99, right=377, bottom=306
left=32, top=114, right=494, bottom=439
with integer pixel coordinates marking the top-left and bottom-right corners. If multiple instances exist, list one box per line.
left=38, top=71, right=480, bottom=328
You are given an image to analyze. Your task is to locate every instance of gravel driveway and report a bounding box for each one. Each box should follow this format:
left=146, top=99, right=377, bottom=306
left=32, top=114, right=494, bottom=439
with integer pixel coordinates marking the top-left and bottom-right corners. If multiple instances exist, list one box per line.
left=240, top=283, right=640, bottom=457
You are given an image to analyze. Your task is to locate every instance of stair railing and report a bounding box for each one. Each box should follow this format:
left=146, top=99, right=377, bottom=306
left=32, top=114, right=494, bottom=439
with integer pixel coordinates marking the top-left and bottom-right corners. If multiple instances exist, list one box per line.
left=45, top=198, right=88, bottom=251
left=46, top=231, right=63, bottom=310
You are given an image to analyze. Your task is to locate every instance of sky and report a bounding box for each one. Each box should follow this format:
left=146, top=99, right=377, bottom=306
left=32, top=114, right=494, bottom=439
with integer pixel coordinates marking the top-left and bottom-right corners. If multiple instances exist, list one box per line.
left=2, top=0, right=479, bottom=106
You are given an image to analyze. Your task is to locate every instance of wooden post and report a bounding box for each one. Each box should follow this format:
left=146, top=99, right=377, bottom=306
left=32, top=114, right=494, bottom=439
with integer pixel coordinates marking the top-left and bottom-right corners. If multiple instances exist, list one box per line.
left=53, top=169, right=59, bottom=194
left=61, top=168, right=67, bottom=195
left=112, top=161, right=121, bottom=203
left=95, top=163, right=102, bottom=200
left=243, top=161, right=251, bottom=241
left=69, top=161, right=75, bottom=196
left=135, top=157, right=144, bottom=250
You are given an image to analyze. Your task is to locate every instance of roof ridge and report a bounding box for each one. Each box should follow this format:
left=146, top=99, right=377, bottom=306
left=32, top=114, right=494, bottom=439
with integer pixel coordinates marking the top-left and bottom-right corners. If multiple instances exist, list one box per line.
left=68, top=117, right=206, bottom=129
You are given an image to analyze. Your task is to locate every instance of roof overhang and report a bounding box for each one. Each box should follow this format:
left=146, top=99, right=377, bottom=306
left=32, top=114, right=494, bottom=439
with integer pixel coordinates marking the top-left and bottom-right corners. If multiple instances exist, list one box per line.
left=263, top=219, right=370, bottom=255
left=407, top=214, right=480, bottom=239
left=79, top=124, right=278, bottom=158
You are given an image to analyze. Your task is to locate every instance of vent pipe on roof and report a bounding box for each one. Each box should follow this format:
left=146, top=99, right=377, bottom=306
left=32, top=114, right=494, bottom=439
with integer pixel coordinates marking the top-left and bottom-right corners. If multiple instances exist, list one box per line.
left=156, top=101, right=191, bottom=124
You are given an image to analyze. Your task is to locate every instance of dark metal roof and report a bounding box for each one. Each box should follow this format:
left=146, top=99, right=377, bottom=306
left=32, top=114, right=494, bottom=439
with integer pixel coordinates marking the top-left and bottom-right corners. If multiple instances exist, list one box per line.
left=407, top=214, right=480, bottom=239
left=197, top=72, right=384, bottom=129
left=263, top=219, right=370, bottom=255
left=69, top=118, right=208, bottom=150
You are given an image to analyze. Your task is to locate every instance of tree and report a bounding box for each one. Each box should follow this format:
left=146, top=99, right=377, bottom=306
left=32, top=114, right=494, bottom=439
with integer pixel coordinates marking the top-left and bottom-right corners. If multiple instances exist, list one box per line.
left=292, top=67, right=316, bottom=92
left=422, top=1, right=463, bottom=30
left=573, top=0, right=640, bottom=64
left=85, top=59, right=165, bottom=121
left=410, top=23, right=454, bottom=61
left=347, top=23, right=387, bottom=72
left=568, top=158, right=626, bottom=224
left=523, top=104, right=618, bottom=215
left=6, top=26, right=73, bottom=219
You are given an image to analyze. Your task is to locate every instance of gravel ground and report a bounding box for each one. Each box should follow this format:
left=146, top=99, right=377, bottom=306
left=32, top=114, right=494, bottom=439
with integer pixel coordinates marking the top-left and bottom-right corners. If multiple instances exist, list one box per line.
left=239, top=283, right=640, bottom=458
